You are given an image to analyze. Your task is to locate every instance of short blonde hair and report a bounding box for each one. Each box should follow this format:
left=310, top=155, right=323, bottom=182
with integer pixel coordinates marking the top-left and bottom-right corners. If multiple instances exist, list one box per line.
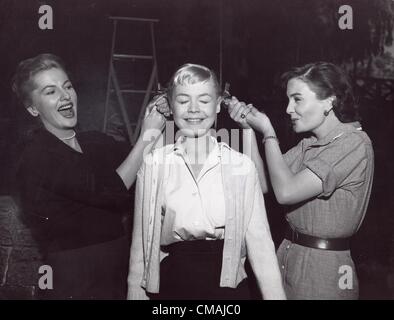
left=12, top=53, right=67, bottom=108
left=167, top=63, right=220, bottom=99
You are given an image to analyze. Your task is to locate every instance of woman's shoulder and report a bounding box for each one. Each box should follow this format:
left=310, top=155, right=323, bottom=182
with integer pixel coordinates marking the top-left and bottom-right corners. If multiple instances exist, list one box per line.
left=141, top=144, right=175, bottom=165
left=16, top=129, right=60, bottom=175
left=19, top=129, right=56, bottom=159
left=222, top=143, right=253, bottom=160
left=219, top=143, right=256, bottom=172
left=334, top=123, right=373, bottom=152
left=347, top=127, right=372, bottom=147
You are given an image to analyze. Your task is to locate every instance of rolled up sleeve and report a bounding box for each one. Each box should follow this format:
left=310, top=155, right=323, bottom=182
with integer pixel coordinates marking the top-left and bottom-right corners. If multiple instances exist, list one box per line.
left=304, top=134, right=368, bottom=198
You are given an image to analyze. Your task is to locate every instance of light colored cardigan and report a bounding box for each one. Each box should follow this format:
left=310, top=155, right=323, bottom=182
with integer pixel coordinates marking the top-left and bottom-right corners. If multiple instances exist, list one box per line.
left=127, top=143, right=286, bottom=300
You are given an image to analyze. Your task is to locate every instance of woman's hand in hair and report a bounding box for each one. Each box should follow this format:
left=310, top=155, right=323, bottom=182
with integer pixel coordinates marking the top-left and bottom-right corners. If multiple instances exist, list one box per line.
left=227, top=96, right=253, bottom=129
left=227, top=96, right=271, bottom=135
left=148, top=93, right=171, bottom=118
left=141, top=105, right=166, bottom=139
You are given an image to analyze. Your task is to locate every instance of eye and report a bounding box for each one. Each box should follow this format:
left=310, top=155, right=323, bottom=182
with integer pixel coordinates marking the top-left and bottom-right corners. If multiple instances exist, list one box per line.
left=199, top=100, right=210, bottom=104
left=45, top=90, right=55, bottom=95
left=177, top=99, right=189, bottom=105
left=65, top=83, right=73, bottom=90
left=294, top=97, right=301, bottom=102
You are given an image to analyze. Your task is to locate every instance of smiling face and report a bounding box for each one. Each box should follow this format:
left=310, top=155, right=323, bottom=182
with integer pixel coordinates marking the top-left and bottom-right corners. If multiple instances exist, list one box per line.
left=286, top=78, right=330, bottom=134
left=27, top=68, right=77, bottom=137
left=171, top=79, right=220, bottom=138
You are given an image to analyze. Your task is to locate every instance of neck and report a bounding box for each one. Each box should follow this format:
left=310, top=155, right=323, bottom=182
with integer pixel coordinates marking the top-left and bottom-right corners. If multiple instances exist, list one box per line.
left=183, top=133, right=214, bottom=160
left=44, top=124, right=76, bottom=140
left=313, top=114, right=341, bottom=141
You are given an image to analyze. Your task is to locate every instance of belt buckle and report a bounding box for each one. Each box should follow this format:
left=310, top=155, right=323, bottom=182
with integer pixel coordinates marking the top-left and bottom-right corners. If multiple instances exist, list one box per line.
left=317, top=239, right=329, bottom=250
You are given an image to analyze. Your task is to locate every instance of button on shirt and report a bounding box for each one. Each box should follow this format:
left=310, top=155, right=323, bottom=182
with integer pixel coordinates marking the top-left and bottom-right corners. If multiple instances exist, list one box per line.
left=160, top=137, right=226, bottom=245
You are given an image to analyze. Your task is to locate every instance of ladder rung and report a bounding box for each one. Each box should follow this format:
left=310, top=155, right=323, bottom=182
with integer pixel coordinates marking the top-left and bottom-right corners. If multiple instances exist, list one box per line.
left=109, top=16, right=159, bottom=23
left=113, top=54, right=153, bottom=60
left=114, top=89, right=148, bottom=94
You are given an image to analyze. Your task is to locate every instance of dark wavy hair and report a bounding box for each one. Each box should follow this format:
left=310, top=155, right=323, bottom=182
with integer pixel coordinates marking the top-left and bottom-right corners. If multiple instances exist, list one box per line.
left=12, top=53, right=67, bottom=108
left=281, top=62, right=359, bottom=122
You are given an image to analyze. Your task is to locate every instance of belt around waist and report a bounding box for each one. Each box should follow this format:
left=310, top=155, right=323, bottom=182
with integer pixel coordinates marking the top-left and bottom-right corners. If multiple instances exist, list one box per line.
left=161, top=239, right=224, bottom=255
left=284, top=225, right=350, bottom=251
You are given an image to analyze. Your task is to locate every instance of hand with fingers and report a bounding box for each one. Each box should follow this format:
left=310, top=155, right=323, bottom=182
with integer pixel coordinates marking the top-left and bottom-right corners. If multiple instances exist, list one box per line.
left=227, top=96, right=271, bottom=134
left=227, top=96, right=253, bottom=129
left=141, top=104, right=166, bottom=137
left=147, top=93, right=171, bottom=118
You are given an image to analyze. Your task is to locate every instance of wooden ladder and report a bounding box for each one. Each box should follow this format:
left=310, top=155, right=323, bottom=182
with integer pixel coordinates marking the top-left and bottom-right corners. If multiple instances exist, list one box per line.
left=103, top=16, right=159, bottom=145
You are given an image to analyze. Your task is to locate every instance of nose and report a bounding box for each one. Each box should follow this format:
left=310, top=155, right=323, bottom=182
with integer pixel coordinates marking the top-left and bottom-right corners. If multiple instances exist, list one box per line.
left=60, top=88, right=71, bottom=100
left=286, top=101, right=294, bottom=115
left=188, top=100, right=200, bottom=113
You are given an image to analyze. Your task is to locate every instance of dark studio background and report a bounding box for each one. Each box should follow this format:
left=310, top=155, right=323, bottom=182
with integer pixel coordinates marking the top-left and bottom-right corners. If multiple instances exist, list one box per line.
left=0, top=0, right=393, bottom=299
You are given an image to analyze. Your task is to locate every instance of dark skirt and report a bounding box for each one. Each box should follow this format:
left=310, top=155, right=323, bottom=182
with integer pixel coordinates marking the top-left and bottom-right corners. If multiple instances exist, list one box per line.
left=38, top=236, right=129, bottom=300
left=150, top=240, right=251, bottom=300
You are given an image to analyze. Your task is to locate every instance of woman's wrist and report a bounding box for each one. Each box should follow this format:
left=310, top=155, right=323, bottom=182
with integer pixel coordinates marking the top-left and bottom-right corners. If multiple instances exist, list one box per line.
left=261, top=119, right=276, bottom=138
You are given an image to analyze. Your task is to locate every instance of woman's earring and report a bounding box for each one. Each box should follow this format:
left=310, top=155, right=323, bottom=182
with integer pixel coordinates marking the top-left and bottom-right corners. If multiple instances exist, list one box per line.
left=324, top=106, right=333, bottom=117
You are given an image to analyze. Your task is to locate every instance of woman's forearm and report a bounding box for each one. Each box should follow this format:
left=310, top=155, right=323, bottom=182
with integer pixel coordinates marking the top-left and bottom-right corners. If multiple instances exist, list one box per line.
left=261, top=119, right=323, bottom=204
left=116, top=130, right=162, bottom=190
left=259, top=121, right=297, bottom=204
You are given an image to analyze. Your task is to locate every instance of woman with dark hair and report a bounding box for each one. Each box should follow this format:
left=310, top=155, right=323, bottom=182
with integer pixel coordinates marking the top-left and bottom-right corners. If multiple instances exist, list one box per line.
left=227, top=62, right=374, bottom=299
left=13, top=53, right=166, bottom=299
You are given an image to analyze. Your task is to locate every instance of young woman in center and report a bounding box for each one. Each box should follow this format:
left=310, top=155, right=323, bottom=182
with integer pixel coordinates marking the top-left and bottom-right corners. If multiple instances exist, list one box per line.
left=127, top=63, right=286, bottom=300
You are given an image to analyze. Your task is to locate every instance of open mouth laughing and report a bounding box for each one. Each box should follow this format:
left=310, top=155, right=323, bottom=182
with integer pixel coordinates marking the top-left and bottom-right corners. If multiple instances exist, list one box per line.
left=58, top=103, right=75, bottom=118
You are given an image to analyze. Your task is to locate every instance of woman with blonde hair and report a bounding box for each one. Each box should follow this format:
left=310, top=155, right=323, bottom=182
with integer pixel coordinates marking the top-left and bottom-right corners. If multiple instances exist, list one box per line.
left=127, top=63, right=285, bottom=300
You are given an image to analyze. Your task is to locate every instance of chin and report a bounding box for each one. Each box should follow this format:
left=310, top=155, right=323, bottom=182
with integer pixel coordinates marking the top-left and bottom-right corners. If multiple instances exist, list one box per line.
left=62, top=120, right=77, bottom=129
left=178, top=127, right=210, bottom=138
left=292, top=124, right=305, bottom=133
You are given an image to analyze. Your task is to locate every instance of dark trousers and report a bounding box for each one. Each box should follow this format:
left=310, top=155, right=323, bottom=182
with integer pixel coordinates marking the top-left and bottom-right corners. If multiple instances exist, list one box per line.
left=150, top=240, right=251, bottom=300
left=38, top=236, right=129, bottom=300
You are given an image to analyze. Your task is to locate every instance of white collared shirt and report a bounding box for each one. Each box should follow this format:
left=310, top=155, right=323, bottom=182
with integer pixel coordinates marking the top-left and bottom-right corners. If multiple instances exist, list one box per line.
left=160, top=136, right=226, bottom=245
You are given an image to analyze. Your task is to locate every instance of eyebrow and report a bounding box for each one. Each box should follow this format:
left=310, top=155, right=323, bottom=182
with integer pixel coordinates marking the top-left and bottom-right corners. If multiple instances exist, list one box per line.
left=289, top=93, right=302, bottom=97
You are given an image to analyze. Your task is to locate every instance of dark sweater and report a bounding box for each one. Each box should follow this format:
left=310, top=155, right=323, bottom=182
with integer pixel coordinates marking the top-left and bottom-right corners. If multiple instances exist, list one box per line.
left=16, top=129, right=132, bottom=253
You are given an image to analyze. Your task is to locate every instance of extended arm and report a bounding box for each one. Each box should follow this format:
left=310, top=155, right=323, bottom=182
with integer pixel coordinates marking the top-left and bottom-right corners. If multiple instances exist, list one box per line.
left=116, top=102, right=166, bottom=190
left=228, top=98, right=322, bottom=205
left=228, top=97, right=268, bottom=193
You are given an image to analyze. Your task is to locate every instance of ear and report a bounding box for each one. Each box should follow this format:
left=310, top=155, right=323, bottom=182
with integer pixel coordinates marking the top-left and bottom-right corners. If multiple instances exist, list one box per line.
left=326, top=96, right=336, bottom=106
left=27, top=106, right=39, bottom=117
left=322, top=96, right=335, bottom=113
